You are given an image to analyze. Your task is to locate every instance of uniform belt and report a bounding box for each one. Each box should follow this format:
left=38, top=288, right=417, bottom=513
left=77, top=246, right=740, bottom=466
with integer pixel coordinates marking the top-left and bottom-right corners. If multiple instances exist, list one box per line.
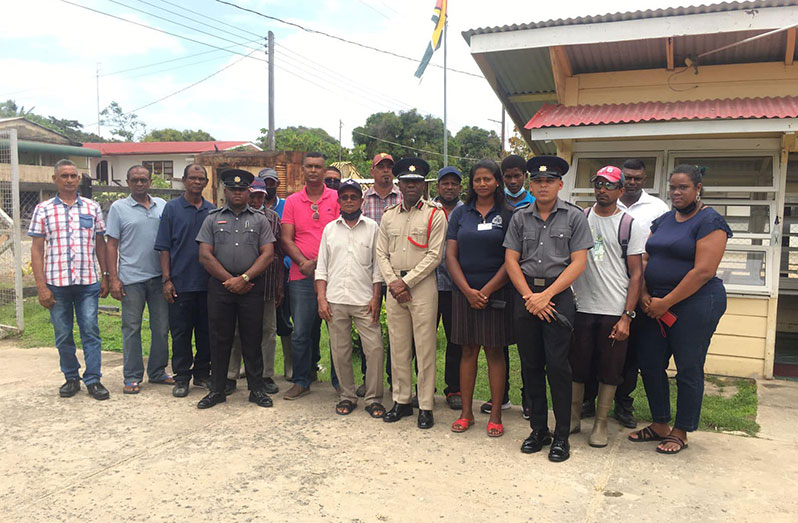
left=399, top=270, right=408, bottom=277
left=525, top=275, right=559, bottom=290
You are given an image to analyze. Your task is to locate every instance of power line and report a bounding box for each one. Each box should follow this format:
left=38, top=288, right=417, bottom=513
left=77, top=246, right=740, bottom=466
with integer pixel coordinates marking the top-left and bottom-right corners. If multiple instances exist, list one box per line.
left=352, top=129, right=478, bottom=162
left=357, top=0, right=391, bottom=20
left=214, top=0, right=483, bottom=79
left=134, top=0, right=261, bottom=42
left=59, top=0, right=269, bottom=64
left=155, top=0, right=262, bottom=39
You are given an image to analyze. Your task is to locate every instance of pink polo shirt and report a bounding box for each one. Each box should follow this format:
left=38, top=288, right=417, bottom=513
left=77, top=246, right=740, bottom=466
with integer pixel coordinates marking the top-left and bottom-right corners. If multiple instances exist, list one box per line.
left=282, top=186, right=340, bottom=281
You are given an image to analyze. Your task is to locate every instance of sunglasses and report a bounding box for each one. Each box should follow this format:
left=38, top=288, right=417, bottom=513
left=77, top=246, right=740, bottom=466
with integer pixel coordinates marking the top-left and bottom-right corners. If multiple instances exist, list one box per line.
left=593, top=180, right=622, bottom=190
left=338, top=194, right=361, bottom=201
left=310, top=203, right=319, bottom=221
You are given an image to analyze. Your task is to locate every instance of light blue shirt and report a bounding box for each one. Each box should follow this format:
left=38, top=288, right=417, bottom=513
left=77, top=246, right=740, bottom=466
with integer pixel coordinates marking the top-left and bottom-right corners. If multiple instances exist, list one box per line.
left=106, top=195, right=166, bottom=285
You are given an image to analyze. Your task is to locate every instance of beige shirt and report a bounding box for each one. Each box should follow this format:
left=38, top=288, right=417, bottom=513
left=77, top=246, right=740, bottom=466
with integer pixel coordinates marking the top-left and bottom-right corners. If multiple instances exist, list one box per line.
left=376, top=198, right=448, bottom=288
left=315, top=214, right=382, bottom=306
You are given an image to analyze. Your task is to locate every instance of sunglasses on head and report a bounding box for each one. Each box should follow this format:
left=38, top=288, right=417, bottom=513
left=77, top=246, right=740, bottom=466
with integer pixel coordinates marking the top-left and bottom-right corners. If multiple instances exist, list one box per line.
left=593, top=180, right=622, bottom=190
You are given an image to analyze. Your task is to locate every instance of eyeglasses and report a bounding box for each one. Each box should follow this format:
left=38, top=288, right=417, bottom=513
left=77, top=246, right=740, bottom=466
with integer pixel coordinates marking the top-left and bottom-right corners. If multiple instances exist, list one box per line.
left=311, top=203, right=319, bottom=221
left=338, top=194, right=361, bottom=201
left=593, top=180, right=622, bottom=190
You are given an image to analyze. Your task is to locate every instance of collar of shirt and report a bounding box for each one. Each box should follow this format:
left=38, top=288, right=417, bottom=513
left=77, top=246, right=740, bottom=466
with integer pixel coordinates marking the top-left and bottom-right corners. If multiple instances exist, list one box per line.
left=126, top=194, right=158, bottom=208
left=54, top=194, right=83, bottom=207
left=297, top=185, right=337, bottom=204
left=219, top=204, right=257, bottom=216
left=334, top=213, right=368, bottom=229
left=364, top=184, right=401, bottom=199
left=400, top=198, right=427, bottom=212
left=268, top=196, right=281, bottom=209
left=620, top=189, right=657, bottom=209
left=463, top=200, right=500, bottom=218
left=179, top=194, right=212, bottom=210
left=527, top=197, right=569, bottom=219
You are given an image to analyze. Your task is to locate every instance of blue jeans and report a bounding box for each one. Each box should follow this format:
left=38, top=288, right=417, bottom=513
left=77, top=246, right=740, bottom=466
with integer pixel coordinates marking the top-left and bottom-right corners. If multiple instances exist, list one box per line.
left=289, top=277, right=338, bottom=389
left=121, top=277, right=170, bottom=384
left=636, top=282, right=727, bottom=432
left=47, top=282, right=103, bottom=385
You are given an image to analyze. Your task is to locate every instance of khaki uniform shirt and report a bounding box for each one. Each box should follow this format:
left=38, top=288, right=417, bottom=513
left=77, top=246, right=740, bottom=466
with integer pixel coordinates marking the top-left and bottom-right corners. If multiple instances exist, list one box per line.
left=376, top=198, right=448, bottom=288
left=196, top=205, right=276, bottom=276
left=503, top=198, right=593, bottom=278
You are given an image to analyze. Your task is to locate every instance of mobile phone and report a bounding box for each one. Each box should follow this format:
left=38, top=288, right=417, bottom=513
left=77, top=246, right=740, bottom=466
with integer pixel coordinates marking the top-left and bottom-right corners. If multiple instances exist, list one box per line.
left=660, top=310, right=678, bottom=327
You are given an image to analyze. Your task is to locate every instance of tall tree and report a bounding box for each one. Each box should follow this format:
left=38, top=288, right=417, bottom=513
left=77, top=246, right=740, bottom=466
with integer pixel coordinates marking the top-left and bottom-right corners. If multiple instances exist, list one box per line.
left=507, top=126, right=532, bottom=158
left=142, top=128, right=215, bottom=142
left=452, top=126, right=501, bottom=174
left=100, top=101, right=146, bottom=141
left=0, top=99, right=106, bottom=142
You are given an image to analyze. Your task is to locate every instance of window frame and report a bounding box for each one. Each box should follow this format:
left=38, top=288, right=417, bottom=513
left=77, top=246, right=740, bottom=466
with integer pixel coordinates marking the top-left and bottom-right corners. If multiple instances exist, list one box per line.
left=665, top=150, right=780, bottom=193
left=569, top=151, right=664, bottom=196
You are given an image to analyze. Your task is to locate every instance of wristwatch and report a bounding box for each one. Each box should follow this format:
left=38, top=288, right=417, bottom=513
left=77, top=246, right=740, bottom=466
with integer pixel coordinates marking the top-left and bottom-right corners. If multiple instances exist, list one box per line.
left=241, top=273, right=250, bottom=282
left=624, top=309, right=637, bottom=319
left=102, top=271, right=110, bottom=278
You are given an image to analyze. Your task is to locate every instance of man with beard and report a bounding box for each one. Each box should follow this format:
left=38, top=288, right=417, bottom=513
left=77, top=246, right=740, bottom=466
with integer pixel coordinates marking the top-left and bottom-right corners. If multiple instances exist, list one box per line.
left=569, top=166, right=645, bottom=448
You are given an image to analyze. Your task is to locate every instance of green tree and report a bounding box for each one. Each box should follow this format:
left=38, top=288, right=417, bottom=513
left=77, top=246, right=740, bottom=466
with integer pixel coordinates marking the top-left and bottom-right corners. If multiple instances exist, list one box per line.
left=142, top=128, right=215, bottom=142
left=0, top=99, right=106, bottom=143
left=100, top=101, right=146, bottom=141
left=508, top=126, right=532, bottom=158
left=452, top=126, right=501, bottom=174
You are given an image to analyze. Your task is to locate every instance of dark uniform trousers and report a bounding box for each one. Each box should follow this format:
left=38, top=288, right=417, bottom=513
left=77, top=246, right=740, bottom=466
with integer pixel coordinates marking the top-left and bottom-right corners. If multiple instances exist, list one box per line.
left=208, top=276, right=266, bottom=394
left=515, top=278, right=575, bottom=440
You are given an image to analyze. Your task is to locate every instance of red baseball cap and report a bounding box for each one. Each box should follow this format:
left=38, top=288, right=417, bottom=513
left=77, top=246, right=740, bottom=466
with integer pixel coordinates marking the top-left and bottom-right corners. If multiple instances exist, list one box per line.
left=592, top=165, right=624, bottom=184
left=371, top=152, right=394, bottom=168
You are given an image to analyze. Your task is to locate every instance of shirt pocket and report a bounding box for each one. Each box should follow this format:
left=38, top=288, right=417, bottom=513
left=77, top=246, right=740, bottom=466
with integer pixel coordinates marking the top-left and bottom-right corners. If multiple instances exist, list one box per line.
left=521, top=231, right=538, bottom=258
left=78, top=214, right=94, bottom=229
left=243, top=228, right=259, bottom=245
left=356, top=238, right=374, bottom=265
left=214, top=228, right=231, bottom=245
left=408, top=225, right=428, bottom=248
left=550, top=227, right=572, bottom=257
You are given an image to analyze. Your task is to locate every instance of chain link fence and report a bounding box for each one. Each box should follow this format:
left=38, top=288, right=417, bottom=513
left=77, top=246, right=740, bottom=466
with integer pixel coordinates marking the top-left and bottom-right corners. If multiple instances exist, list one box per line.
left=0, top=129, right=24, bottom=333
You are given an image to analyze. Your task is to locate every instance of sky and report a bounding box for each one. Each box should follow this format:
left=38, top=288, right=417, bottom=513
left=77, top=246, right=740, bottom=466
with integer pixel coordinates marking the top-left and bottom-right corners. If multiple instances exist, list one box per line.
left=1, top=0, right=692, bottom=148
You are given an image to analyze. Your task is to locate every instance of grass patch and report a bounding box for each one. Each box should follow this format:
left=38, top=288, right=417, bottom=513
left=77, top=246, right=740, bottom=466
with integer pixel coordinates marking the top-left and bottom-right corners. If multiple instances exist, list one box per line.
left=2, top=296, right=759, bottom=435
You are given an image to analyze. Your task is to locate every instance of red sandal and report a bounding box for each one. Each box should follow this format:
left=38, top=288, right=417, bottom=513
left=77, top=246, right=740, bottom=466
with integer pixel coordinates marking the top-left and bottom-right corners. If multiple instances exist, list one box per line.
left=487, top=422, right=504, bottom=437
left=451, top=418, right=475, bottom=433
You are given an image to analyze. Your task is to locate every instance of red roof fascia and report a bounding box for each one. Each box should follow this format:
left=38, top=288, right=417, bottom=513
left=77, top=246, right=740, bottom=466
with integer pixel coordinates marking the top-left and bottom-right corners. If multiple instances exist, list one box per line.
left=82, top=141, right=253, bottom=155
left=525, top=96, right=798, bottom=129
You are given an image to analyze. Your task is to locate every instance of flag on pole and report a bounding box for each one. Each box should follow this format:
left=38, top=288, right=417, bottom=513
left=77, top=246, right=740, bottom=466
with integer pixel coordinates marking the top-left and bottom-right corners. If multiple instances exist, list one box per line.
left=414, top=0, right=448, bottom=78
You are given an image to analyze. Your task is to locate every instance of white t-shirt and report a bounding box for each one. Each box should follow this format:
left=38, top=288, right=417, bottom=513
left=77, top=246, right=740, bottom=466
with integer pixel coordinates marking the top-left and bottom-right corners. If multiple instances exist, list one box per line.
left=617, top=190, right=670, bottom=235
left=572, top=206, right=647, bottom=316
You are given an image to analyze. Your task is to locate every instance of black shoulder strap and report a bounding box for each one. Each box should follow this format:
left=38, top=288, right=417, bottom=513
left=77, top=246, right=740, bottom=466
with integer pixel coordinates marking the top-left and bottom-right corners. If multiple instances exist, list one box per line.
left=617, top=212, right=635, bottom=276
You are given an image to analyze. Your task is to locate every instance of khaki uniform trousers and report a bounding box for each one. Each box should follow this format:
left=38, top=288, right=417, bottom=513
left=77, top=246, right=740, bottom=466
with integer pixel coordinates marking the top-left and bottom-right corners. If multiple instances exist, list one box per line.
left=328, top=302, right=384, bottom=405
left=228, top=298, right=277, bottom=381
left=385, top=274, right=438, bottom=410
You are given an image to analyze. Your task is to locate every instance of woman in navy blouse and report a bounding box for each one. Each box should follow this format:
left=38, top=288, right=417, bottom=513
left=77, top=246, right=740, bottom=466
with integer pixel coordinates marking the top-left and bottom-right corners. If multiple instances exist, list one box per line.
left=445, top=159, right=515, bottom=437
left=629, top=164, right=731, bottom=454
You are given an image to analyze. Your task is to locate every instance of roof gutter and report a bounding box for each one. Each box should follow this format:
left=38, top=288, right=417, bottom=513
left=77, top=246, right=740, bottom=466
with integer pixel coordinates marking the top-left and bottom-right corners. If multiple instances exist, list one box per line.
left=0, top=139, right=101, bottom=158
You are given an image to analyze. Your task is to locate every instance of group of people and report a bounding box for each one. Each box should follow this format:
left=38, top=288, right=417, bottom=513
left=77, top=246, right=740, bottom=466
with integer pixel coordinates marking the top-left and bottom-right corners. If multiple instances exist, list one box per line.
left=29, top=150, right=731, bottom=462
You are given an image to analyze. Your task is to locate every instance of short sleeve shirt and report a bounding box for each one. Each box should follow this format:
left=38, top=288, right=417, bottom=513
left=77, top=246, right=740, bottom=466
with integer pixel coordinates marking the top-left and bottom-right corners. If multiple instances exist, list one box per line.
left=572, top=207, right=647, bottom=316
left=503, top=198, right=594, bottom=278
left=645, top=207, right=732, bottom=298
left=27, top=195, right=106, bottom=287
left=507, top=191, right=536, bottom=208
left=154, top=195, right=215, bottom=293
left=447, top=202, right=508, bottom=289
left=196, top=205, right=276, bottom=276
left=106, top=195, right=166, bottom=285
left=281, top=186, right=340, bottom=281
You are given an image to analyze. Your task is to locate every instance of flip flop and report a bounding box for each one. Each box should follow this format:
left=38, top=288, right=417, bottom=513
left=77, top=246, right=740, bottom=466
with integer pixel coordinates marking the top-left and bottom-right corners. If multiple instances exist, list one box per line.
left=487, top=422, right=504, bottom=438
left=628, top=425, right=666, bottom=443
left=123, top=382, right=141, bottom=394
left=656, top=434, right=688, bottom=454
left=451, top=418, right=475, bottom=433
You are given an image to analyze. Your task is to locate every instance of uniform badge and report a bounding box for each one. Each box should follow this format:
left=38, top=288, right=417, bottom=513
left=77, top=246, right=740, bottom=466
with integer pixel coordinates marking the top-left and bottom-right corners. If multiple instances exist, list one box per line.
left=234, top=176, right=241, bottom=183
left=409, top=165, right=416, bottom=172
left=491, top=215, right=503, bottom=226
left=539, top=166, right=547, bottom=172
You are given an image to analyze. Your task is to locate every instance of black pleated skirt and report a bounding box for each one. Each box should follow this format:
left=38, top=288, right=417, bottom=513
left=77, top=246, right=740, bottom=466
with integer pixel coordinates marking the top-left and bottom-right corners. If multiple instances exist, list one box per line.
left=451, top=284, right=515, bottom=347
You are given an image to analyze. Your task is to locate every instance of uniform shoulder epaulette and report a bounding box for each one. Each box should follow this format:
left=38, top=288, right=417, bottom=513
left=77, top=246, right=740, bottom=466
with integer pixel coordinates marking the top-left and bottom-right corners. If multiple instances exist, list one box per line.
left=384, top=202, right=402, bottom=211
left=208, top=208, right=222, bottom=215
left=564, top=201, right=583, bottom=211
left=426, top=200, right=443, bottom=209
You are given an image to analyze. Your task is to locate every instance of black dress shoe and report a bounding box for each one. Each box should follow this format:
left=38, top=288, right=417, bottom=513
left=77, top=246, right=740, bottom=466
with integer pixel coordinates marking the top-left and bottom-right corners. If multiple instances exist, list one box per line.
left=86, top=382, right=110, bottom=401
left=613, top=407, right=638, bottom=429
left=193, top=376, right=211, bottom=389
left=172, top=381, right=190, bottom=398
left=417, top=410, right=434, bottom=429
left=521, top=430, right=553, bottom=454
left=197, top=392, right=226, bottom=409
left=249, top=390, right=274, bottom=407
left=263, top=377, right=279, bottom=395
left=225, top=379, right=236, bottom=396
left=383, top=403, right=413, bottom=423
left=580, top=400, right=596, bottom=419
left=59, top=379, right=81, bottom=398
left=548, top=437, right=570, bottom=462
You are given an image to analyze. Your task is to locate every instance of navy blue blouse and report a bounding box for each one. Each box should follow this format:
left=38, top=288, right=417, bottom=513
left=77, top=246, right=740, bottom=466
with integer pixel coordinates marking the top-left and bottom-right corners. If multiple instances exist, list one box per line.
left=644, top=207, right=733, bottom=298
left=446, top=202, right=508, bottom=289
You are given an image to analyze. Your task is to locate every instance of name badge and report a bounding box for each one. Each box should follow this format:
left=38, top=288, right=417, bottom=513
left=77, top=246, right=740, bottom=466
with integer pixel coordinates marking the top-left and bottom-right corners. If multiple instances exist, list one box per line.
left=477, top=223, right=492, bottom=231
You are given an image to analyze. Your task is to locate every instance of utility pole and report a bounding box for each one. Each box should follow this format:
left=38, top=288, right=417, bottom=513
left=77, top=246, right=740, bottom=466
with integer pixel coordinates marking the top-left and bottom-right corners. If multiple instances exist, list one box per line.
left=96, top=63, right=101, bottom=137
left=267, top=31, right=275, bottom=151
left=501, top=106, right=506, bottom=157
left=338, top=119, right=343, bottom=162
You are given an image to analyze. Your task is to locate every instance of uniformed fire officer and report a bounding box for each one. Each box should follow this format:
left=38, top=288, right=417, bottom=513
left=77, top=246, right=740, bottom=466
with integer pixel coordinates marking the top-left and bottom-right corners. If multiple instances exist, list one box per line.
left=195, top=168, right=277, bottom=409
left=503, top=156, right=594, bottom=462
left=376, top=158, right=448, bottom=429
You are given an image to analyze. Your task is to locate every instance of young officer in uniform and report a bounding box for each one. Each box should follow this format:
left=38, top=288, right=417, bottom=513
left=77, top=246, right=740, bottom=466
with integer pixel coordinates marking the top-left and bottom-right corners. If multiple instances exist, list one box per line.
left=194, top=169, right=277, bottom=409
left=504, top=156, right=594, bottom=462
left=376, top=158, right=448, bottom=429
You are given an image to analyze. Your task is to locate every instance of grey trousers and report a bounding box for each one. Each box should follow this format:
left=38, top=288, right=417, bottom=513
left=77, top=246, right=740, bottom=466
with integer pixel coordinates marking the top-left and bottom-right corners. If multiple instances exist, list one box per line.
left=228, top=298, right=277, bottom=380
left=121, top=276, right=170, bottom=384
left=328, top=302, right=384, bottom=405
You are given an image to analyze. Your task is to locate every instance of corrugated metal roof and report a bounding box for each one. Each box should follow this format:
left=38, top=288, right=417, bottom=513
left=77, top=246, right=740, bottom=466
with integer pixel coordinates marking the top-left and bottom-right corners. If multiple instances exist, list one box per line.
left=525, top=96, right=798, bottom=128
left=82, top=141, right=259, bottom=155
left=485, top=48, right=555, bottom=96
left=462, top=1, right=798, bottom=42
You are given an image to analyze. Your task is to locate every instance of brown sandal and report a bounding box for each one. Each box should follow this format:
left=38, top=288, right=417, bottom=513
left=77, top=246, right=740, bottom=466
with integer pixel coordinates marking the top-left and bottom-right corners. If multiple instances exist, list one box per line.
left=123, top=382, right=141, bottom=394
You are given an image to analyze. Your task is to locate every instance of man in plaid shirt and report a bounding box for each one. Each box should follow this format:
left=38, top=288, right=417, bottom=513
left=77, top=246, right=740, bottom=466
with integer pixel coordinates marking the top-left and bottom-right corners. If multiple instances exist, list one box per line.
left=28, top=159, right=111, bottom=400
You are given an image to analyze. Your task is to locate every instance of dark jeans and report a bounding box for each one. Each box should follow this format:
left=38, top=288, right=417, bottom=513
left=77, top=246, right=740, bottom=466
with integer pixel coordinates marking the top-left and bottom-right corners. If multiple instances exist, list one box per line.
left=47, top=282, right=102, bottom=385
left=515, top=286, right=575, bottom=439
left=169, top=290, right=211, bottom=383
left=207, top=277, right=265, bottom=394
left=438, top=290, right=462, bottom=395
left=570, top=313, right=628, bottom=386
left=289, top=277, right=338, bottom=389
left=637, top=283, right=727, bottom=432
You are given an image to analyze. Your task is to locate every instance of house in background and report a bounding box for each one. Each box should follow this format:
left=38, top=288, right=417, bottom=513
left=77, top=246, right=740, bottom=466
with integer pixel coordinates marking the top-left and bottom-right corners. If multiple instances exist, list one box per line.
left=83, top=140, right=262, bottom=188
left=464, top=0, right=798, bottom=379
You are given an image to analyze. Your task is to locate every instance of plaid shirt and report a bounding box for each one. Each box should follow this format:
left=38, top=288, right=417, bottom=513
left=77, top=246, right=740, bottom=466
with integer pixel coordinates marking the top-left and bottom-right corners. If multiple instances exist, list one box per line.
left=362, top=185, right=402, bottom=225
left=27, top=195, right=106, bottom=287
left=262, top=208, right=283, bottom=302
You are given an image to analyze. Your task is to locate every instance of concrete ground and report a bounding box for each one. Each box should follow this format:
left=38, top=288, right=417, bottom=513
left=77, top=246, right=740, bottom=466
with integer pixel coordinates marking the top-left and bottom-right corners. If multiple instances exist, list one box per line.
left=1, top=342, right=796, bottom=523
